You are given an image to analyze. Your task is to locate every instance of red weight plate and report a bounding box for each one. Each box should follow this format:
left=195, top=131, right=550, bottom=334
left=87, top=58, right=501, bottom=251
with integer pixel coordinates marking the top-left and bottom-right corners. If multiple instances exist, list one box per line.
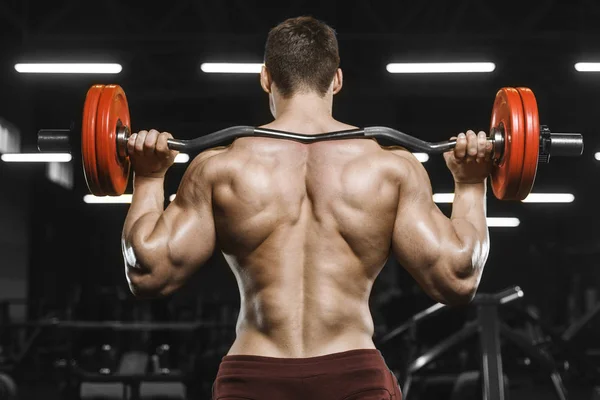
left=82, top=85, right=105, bottom=196
left=515, top=87, right=540, bottom=201
left=95, top=85, right=131, bottom=196
left=490, top=88, right=526, bottom=200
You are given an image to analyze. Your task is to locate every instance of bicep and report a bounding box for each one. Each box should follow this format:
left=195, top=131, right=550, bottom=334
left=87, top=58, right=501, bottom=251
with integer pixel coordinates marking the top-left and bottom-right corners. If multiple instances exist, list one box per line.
left=391, top=182, right=455, bottom=272
left=161, top=191, right=216, bottom=271
left=163, top=158, right=217, bottom=274
left=140, top=159, right=217, bottom=293
left=390, top=155, right=468, bottom=301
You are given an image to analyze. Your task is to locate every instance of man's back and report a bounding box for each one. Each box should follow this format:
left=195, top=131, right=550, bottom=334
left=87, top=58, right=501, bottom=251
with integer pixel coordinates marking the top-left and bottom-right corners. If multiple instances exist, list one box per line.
left=206, top=132, right=412, bottom=358
left=121, top=16, right=491, bottom=399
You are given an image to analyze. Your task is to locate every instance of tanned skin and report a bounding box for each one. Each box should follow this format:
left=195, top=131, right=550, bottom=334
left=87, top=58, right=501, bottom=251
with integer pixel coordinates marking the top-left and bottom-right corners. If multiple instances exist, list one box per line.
left=121, top=66, right=492, bottom=358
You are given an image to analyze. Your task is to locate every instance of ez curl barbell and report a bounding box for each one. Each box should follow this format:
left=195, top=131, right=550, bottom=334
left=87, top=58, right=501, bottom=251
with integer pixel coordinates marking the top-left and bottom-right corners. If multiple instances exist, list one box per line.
left=37, top=85, right=583, bottom=200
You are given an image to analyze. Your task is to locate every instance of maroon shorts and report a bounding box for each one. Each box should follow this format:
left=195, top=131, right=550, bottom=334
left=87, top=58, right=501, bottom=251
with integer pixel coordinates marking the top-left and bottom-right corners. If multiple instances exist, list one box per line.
left=212, top=349, right=401, bottom=400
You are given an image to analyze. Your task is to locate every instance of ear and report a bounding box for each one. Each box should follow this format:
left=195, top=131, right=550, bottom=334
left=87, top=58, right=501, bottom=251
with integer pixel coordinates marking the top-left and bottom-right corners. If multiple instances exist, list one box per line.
left=332, top=68, right=343, bottom=95
left=260, top=65, right=272, bottom=94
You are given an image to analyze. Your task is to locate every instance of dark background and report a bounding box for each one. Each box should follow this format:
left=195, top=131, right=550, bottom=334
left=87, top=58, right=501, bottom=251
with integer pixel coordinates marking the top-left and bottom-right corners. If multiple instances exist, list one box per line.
left=1, top=0, right=600, bottom=398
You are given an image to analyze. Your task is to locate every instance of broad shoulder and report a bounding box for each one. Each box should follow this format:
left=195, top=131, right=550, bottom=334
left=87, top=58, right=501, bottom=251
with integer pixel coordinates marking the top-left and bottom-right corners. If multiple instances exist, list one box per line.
left=377, top=146, right=419, bottom=173
left=186, top=146, right=231, bottom=180
left=174, top=146, right=230, bottom=205
left=381, top=146, right=433, bottom=194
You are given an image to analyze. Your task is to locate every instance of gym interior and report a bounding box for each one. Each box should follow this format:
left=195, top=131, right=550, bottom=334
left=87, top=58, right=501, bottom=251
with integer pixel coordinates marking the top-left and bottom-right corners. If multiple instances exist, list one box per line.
left=0, top=1, right=599, bottom=399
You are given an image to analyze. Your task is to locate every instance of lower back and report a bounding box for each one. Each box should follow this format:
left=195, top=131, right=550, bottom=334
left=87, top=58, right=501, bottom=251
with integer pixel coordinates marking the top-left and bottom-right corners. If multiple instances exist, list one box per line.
left=227, top=260, right=378, bottom=358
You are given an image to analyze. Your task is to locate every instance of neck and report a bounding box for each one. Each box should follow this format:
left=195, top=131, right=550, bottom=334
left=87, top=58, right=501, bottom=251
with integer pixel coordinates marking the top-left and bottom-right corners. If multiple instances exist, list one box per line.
left=274, top=92, right=334, bottom=125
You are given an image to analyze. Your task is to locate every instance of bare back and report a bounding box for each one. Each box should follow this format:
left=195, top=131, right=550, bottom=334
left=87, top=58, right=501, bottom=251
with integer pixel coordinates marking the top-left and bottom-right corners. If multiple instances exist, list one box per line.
left=205, top=126, right=413, bottom=358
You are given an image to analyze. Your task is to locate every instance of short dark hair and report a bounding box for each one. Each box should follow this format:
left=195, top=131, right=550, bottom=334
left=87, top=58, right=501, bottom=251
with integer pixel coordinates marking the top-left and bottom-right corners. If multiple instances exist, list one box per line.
left=264, top=16, right=340, bottom=98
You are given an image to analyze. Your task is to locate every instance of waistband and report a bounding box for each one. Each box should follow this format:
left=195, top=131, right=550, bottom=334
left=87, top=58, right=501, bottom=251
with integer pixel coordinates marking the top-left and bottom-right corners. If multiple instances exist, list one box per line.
left=218, top=349, right=387, bottom=377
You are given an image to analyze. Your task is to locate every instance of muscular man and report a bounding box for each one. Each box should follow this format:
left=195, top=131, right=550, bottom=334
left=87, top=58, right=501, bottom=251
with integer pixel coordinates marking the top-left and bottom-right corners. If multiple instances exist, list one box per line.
left=121, top=16, right=492, bottom=400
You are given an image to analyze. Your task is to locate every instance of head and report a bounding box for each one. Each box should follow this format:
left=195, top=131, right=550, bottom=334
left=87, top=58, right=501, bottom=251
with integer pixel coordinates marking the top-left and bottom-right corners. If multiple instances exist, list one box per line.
left=261, top=16, right=343, bottom=117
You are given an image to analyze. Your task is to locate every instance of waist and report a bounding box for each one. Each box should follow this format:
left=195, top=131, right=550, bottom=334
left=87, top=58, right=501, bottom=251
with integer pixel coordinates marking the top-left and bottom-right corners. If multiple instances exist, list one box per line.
left=218, top=349, right=385, bottom=378
left=229, top=323, right=376, bottom=358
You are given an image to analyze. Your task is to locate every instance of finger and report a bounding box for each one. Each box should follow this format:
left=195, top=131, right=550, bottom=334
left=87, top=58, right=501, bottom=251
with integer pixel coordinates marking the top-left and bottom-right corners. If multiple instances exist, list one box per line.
left=444, top=136, right=457, bottom=160
left=454, top=132, right=467, bottom=160
left=135, top=131, right=147, bottom=154
left=156, top=132, right=170, bottom=157
left=485, top=140, right=494, bottom=162
left=477, top=131, right=487, bottom=162
left=143, top=129, right=159, bottom=156
left=127, top=133, right=138, bottom=156
left=466, top=130, right=478, bottom=159
left=164, top=132, right=180, bottom=159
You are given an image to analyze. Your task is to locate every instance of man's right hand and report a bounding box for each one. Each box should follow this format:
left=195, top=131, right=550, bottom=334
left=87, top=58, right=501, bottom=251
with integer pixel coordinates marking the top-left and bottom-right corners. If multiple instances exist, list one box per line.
left=443, top=130, right=493, bottom=184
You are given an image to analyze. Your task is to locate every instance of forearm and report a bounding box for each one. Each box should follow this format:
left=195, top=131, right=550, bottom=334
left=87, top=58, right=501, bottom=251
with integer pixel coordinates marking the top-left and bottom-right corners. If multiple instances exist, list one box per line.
left=122, top=174, right=166, bottom=272
left=449, top=180, right=489, bottom=275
